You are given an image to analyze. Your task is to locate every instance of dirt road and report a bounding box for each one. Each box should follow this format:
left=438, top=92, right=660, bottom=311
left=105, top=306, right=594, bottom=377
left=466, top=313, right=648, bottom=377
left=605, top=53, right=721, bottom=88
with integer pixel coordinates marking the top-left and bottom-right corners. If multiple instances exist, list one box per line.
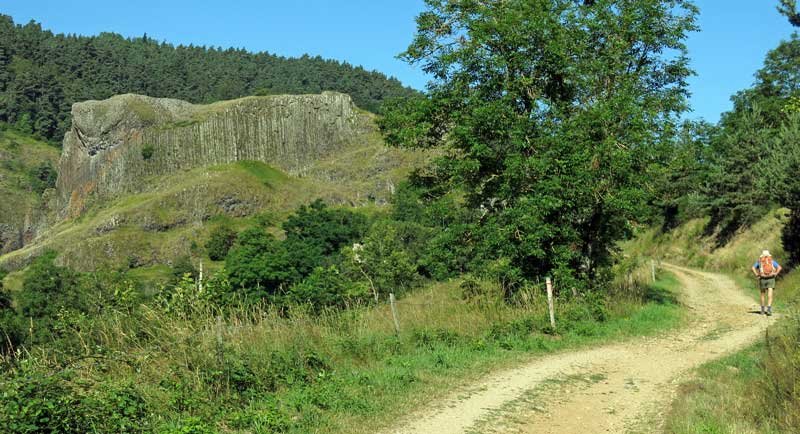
left=386, top=264, right=774, bottom=434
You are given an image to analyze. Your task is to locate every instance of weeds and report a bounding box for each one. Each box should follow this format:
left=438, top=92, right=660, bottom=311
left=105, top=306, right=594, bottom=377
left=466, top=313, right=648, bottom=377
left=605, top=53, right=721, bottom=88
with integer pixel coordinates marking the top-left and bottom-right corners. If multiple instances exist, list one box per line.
left=0, top=265, right=681, bottom=433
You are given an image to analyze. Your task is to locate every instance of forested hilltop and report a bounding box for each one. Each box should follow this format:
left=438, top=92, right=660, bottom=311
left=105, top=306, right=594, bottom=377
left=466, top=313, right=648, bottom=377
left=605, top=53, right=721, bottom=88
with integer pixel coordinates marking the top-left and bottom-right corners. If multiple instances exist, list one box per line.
left=0, top=14, right=418, bottom=143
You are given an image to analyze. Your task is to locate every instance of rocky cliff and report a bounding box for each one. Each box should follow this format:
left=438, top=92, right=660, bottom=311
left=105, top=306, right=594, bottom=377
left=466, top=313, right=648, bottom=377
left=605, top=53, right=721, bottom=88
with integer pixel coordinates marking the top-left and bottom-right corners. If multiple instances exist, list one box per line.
left=56, top=92, right=369, bottom=218
left=0, top=92, right=425, bottom=271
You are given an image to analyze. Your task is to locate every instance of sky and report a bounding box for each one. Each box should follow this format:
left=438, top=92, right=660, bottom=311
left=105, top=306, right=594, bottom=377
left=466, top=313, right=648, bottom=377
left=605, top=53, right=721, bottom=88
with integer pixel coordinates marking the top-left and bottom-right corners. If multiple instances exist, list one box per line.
left=1, top=0, right=796, bottom=123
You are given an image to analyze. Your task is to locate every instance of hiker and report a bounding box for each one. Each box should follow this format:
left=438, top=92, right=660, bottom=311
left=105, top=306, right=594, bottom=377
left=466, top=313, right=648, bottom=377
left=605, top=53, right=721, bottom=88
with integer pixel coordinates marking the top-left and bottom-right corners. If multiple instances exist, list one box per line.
left=752, top=250, right=782, bottom=316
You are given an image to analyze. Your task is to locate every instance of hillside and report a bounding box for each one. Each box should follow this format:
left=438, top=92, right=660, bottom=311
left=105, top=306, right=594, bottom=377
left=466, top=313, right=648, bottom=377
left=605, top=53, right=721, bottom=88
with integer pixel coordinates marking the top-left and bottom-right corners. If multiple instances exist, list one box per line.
left=0, top=14, right=418, bottom=142
left=0, top=92, right=426, bottom=272
left=0, top=128, right=59, bottom=254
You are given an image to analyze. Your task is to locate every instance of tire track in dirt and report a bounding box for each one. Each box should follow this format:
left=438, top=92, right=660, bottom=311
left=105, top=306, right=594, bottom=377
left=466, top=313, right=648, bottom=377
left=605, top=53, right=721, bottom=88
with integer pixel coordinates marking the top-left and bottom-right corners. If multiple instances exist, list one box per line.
left=385, top=264, right=774, bottom=434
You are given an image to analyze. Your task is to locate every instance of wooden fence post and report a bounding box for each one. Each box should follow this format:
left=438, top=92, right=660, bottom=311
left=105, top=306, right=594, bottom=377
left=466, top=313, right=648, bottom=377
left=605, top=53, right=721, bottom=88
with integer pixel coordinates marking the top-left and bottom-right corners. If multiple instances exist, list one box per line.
left=389, top=293, right=401, bottom=335
left=198, top=261, right=204, bottom=293
left=215, top=316, right=224, bottom=366
left=546, top=277, right=556, bottom=330
left=651, top=259, right=657, bottom=283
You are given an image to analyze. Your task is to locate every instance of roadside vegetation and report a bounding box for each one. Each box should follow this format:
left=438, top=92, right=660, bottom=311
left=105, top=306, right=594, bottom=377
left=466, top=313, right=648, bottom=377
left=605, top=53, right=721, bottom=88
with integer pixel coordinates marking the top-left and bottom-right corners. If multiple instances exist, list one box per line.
left=0, top=241, right=682, bottom=433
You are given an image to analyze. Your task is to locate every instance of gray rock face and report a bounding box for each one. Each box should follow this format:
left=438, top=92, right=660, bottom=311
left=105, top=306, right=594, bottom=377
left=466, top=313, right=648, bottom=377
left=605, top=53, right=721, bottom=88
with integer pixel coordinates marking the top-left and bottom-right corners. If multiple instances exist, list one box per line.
left=56, top=92, right=365, bottom=218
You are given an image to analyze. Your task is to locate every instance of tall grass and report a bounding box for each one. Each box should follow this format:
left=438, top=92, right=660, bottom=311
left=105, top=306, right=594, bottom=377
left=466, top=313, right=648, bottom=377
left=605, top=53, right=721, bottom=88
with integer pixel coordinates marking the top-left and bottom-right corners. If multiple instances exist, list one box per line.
left=1, top=265, right=682, bottom=433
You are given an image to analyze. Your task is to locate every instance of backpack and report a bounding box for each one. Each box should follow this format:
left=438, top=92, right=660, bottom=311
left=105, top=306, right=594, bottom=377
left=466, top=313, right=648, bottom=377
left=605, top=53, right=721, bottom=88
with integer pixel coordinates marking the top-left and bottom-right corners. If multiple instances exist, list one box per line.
left=760, top=256, right=776, bottom=277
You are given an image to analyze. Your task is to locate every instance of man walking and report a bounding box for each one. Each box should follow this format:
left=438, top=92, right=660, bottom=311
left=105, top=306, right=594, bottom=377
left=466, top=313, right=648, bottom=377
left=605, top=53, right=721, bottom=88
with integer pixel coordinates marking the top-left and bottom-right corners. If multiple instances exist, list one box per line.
left=752, top=250, right=782, bottom=316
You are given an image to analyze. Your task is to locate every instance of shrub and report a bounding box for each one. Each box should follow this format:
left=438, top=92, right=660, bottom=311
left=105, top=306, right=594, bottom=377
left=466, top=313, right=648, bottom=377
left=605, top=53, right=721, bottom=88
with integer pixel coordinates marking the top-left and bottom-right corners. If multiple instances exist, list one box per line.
left=171, top=256, right=198, bottom=283
left=0, top=288, right=21, bottom=353
left=160, top=417, right=216, bottom=434
left=0, top=367, right=149, bottom=433
left=141, top=144, right=155, bottom=160
left=282, top=199, right=369, bottom=256
left=205, top=225, right=237, bottom=261
left=16, top=252, right=85, bottom=344
left=287, top=266, right=369, bottom=311
left=346, top=220, right=421, bottom=297
left=761, top=315, right=800, bottom=430
left=28, top=162, right=57, bottom=194
left=225, top=228, right=304, bottom=299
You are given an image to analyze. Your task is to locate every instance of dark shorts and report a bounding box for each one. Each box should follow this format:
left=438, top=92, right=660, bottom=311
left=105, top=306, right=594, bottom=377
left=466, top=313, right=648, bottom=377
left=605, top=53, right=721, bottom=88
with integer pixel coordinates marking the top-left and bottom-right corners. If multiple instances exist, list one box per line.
left=759, top=277, right=776, bottom=290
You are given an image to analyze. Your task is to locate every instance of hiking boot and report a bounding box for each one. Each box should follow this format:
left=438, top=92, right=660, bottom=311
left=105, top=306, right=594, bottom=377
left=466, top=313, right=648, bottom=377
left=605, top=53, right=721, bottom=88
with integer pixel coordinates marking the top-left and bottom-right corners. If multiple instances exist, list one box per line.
left=767, top=307, right=773, bottom=316
left=761, top=306, right=766, bottom=315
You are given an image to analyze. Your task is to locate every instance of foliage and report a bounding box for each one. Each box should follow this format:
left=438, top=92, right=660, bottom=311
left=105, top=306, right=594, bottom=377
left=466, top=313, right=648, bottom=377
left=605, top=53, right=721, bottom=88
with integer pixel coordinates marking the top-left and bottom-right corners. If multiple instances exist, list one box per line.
left=0, top=365, right=149, bottom=433
left=779, top=0, right=800, bottom=27
left=225, top=227, right=304, bottom=299
left=28, top=161, right=57, bottom=193
left=381, top=0, right=698, bottom=291
left=141, top=143, right=154, bottom=161
left=650, top=17, right=800, bottom=257
left=224, top=202, right=371, bottom=302
left=761, top=314, right=800, bottom=430
left=15, top=252, right=84, bottom=343
left=0, top=278, right=19, bottom=354
left=171, top=256, right=198, bottom=283
left=282, top=199, right=369, bottom=257
left=346, top=220, right=421, bottom=298
left=205, top=225, right=237, bottom=261
left=287, top=266, right=369, bottom=311
left=0, top=14, right=418, bottom=141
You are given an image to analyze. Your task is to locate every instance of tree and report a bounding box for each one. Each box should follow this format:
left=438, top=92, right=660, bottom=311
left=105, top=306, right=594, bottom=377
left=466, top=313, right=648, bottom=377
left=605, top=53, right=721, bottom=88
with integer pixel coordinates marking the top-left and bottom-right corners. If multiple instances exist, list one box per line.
left=779, top=0, right=800, bottom=27
left=206, top=225, right=237, bottom=261
left=225, top=228, right=305, bottom=299
left=287, top=266, right=368, bottom=311
left=0, top=14, right=419, bottom=142
left=381, top=0, right=698, bottom=288
left=282, top=199, right=369, bottom=256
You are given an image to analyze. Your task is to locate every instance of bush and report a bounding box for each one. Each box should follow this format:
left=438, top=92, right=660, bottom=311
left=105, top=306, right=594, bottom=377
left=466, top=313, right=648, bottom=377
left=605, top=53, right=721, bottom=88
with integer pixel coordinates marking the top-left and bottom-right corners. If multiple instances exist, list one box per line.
left=346, top=220, right=421, bottom=297
left=205, top=225, right=237, bottom=261
left=761, top=316, right=800, bottom=430
left=16, top=252, right=85, bottom=344
left=287, top=266, right=369, bottom=311
left=141, top=144, right=155, bottom=160
left=28, top=162, right=57, bottom=194
left=225, top=228, right=304, bottom=299
left=282, top=199, right=369, bottom=256
left=171, top=256, right=198, bottom=283
left=0, top=366, right=149, bottom=433
left=0, top=288, right=21, bottom=354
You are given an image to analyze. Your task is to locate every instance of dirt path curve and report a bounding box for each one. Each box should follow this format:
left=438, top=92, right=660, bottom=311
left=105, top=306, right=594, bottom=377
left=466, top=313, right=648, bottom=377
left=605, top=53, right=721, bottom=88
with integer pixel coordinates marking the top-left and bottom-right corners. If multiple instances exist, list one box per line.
left=385, top=264, right=775, bottom=434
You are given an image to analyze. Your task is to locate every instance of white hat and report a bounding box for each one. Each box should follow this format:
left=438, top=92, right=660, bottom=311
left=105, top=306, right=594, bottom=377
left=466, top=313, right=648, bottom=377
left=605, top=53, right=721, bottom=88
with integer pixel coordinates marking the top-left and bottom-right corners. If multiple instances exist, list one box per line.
left=761, top=250, right=771, bottom=257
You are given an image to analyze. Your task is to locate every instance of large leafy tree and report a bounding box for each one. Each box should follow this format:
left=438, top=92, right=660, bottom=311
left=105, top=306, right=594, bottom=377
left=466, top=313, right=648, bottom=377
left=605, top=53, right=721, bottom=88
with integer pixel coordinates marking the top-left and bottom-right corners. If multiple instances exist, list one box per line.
left=382, top=0, right=698, bottom=288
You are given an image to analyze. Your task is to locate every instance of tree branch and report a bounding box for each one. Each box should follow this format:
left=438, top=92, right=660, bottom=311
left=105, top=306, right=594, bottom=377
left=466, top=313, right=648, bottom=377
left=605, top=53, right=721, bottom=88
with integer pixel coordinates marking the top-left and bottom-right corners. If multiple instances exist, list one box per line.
left=778, top=0, right=800, bottom=27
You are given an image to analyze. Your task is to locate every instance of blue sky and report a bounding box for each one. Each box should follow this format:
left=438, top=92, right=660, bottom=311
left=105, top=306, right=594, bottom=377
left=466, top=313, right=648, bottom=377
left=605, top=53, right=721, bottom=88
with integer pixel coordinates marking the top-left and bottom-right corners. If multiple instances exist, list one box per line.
left=1, top=0, right=796, bottom=123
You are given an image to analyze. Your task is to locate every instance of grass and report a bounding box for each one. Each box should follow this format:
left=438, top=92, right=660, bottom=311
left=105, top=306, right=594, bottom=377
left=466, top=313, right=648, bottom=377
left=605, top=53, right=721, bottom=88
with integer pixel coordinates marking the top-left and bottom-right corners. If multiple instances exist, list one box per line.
left=2, top=266, right=683, bottom=433
left=0, top=160, right=363, bottom=271
left=0, top=128, right=60, bottom=251
left=637, top=210, right=800, bottom=433
left=0, top=117, right=427, bottom=273
left=665, top=342, right=779, bottom=434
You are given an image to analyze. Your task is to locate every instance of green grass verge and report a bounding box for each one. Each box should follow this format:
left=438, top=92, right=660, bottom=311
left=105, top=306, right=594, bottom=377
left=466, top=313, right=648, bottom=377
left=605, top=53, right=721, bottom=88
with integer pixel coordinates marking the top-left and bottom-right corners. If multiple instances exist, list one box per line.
left=665, top=342, right=780, bottom=434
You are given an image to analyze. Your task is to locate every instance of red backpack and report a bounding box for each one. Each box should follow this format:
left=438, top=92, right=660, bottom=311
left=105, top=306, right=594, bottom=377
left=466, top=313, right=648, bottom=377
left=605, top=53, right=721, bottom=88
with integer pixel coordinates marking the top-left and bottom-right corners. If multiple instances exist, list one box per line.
left=760, top=256, right=776, bottom=277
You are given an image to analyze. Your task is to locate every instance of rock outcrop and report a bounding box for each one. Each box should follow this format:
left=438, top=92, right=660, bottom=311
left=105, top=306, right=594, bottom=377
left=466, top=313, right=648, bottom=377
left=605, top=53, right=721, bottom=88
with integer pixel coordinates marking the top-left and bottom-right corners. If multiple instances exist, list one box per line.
left=56, top=92, right=367, bottom=218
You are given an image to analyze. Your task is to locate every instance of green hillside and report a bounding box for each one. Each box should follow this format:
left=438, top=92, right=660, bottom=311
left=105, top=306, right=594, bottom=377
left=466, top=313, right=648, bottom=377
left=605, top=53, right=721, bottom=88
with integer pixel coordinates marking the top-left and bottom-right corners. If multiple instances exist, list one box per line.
left=0, top=136, right=426, bottom=273
left=0, top=127, right=59, bottom=253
